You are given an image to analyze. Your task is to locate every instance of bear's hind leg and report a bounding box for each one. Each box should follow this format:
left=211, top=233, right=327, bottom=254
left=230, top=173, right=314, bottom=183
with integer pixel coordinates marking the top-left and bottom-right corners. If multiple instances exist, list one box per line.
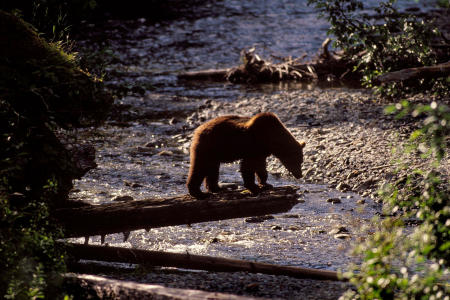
left=187, top=163, right=209, bottom=199
left=205, top=163, right=223, bottom=193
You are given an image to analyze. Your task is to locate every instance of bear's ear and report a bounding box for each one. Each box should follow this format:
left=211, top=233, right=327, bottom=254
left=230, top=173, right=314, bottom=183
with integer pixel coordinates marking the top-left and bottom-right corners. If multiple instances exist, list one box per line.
left=299, top=141, right=306, bottom=148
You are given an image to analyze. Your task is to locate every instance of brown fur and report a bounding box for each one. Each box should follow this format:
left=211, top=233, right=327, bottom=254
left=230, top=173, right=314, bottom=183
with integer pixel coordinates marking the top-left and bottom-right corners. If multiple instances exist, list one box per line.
left=187, top=112, right=306, bottom=198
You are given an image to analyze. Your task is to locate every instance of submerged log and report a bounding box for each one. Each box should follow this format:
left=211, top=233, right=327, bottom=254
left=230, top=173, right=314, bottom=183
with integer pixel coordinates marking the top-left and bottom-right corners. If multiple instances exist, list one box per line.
left=55, top=186, right=299, bottom=238
left=374, top=61, right=450, bottom=83
left=65, top=243, right=341, bottom=281
left=64, top=273, right=258, bottom=300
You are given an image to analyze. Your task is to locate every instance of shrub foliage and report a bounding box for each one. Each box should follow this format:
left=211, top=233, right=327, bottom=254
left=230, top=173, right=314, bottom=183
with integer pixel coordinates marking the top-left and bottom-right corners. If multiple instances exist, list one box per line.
left=308, top=0, right=449, bottom=97
left=0, top=10, right=111, bottom=298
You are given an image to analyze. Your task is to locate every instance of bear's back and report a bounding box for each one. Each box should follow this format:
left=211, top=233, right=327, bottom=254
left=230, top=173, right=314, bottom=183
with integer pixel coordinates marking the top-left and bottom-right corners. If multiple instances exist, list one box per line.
left=191, top=115, right=264, bottom=162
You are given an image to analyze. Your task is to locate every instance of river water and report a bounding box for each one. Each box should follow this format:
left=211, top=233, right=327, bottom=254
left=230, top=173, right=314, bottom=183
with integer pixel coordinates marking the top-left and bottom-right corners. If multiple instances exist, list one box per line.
left=69, top=0, right=430, bottom=274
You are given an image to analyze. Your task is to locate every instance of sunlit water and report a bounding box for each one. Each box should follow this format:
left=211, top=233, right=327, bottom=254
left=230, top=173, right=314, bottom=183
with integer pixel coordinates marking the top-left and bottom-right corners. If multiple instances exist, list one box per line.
left=70, top=0, right=430, bottom=271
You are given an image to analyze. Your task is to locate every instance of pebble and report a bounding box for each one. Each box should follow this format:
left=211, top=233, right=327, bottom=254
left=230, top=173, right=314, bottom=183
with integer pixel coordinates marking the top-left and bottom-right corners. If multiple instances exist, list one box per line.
left=245, top=215, right=274, bottom=223
left=288, top=225, right=301, bottom=231
left=112, top=195, right=134, bottom=202
left=124, top=180, right=143, bottom=188
left=271, top=225, right=282, bottom=230
left=329, top=226, right=349, bottom=235
left=281, top=214, right=299, bottom=218
left=136, top=146, right=154, bottom=154
left=346, top=170, right=359, bottom=180
left=334, top=233, right=351, bottom=239
left=336, top=182, right=351, bottom=192
left=157, top=150, right=174, bottom=156
left=326, top=198, right=341, bottom=204
left=244, top=282, right=260, bottom=292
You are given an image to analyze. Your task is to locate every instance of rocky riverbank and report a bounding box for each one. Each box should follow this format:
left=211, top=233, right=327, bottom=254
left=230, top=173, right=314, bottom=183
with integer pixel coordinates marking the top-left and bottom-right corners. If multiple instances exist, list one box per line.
left=70, top=85, right=449, bottom=299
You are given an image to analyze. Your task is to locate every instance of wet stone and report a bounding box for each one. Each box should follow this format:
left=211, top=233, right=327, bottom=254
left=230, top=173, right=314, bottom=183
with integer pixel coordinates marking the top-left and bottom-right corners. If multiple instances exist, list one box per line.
left=112, top=195, right=134, bottom=202
left=336, top=182, right=351, bottom=192
left=346, top=170, right=360, bottom=180
left=145, top=141, right=158, bottom=148
left=281, top=214, right=299, bottom=219
left=326, top=198, right=342, bottom=204
left=245, top=215, right=274, bottom=223
left=271, top=225, right=282, bottom=230
left=334, top=233, right=351, bottom=240
left=245, top=282, right=260, bottom=292
left=288, top=225, right=301, bottom=231
left=329, top=226, right=349, bottom=235
left=124, top=180, right=143, bottom=188
left=220, top=183, right=239, bottom=190
left=136, top=146, right=155, bottom=154
left=157, top=150, right=174, bottom=156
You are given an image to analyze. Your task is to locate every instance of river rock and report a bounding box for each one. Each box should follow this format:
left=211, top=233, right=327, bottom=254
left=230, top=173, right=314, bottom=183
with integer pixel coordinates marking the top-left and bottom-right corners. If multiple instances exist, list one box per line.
left=112, top=195, right=134, bottom=202
left=334, top=233, right=351, bottom=239
left=157, top=150, right=174, bottom=156
left=124, top=180, right=143, bottom=188
left=326, top=198, right=341, bottom=204
left=336, top=182, right=351, bottom=192
left=288, top=225, right=301, bottom=231
left=245, top=215, right=274, bottom=223
left=329, top=226, right=348, bottom=235
left=245, top=282, right=260, bottom=292
left=304, top=168, right=314, bottom=178
left=346, top=170, right=360, bottom=180
left=271, top=225, right=282, bottom=230
left=281, top=214, right=299, bottom=218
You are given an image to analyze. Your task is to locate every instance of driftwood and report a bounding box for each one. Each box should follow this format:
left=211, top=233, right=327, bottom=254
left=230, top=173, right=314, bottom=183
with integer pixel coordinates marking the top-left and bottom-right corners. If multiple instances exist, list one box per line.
left=64, top=273, right=259, bottom=300
left=178, top=68, right=230, bottom=81
left=178, top=38, right=357, bottom=84
left=65, top=243, right=341, bottom=281
left=55, top=186, right=299, bottom=238
left=374, top=60, right=450, bottom=83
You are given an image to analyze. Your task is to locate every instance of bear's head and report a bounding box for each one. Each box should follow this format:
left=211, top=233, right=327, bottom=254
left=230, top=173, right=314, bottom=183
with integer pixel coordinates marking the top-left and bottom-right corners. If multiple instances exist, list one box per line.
left=278, top=140, right=306, bottom=179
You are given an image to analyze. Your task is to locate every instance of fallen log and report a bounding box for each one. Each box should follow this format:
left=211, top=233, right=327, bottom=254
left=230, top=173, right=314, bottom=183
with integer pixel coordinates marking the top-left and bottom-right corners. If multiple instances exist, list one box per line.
left=178, top=68, right=230, bottom=81
left=375, top=61, right=450, bottom=83
left=64, top=273, right=259, bottom=300
left=64, top=243, right=342, bottom=281
left=55, top=186, right=299, bottom=238
left=177, top=41, right=358, bottom=84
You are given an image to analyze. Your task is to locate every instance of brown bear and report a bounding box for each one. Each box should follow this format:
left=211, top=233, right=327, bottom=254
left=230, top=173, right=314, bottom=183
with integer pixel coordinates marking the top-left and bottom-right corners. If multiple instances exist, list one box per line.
left=187, top=112, right=306, bottom=199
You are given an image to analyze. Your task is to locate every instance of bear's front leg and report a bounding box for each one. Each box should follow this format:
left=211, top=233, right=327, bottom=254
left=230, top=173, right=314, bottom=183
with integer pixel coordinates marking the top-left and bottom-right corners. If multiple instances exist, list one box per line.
left=240, top=158, right=260, bottom=194
left=255, top=158, right=273, bottom=190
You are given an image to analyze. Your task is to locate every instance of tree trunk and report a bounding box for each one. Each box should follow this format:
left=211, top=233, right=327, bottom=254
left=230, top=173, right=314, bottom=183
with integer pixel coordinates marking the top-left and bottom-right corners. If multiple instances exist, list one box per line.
left=64, top=273, right=259, bottom=300
left=65, top=243, right=341, bottom=281
left=54, top=186, right=299, bottom=238
left=375, top=61, right=450, bottom=83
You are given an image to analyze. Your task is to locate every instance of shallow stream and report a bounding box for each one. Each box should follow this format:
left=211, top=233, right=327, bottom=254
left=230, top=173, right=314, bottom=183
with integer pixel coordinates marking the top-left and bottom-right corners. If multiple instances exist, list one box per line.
left=69, top=0, right=431, bottom=274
